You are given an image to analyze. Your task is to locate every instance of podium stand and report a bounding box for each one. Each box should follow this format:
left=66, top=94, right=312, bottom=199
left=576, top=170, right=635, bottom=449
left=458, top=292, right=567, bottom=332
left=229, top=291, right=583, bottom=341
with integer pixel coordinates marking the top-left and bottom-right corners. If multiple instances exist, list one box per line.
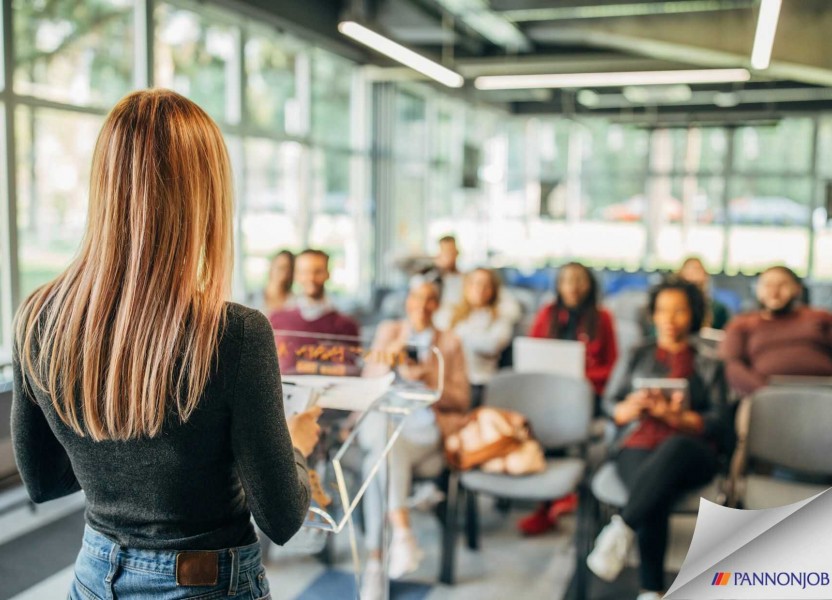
left=272, top=329, right=445, bottom=599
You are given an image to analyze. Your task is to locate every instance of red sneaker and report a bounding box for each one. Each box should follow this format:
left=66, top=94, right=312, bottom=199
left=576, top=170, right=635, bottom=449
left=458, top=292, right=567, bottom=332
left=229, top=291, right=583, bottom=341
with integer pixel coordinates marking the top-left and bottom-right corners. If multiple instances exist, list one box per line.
left=517, top=502, right=556, bottom=536
left=548, top=492, right=578, bottom=521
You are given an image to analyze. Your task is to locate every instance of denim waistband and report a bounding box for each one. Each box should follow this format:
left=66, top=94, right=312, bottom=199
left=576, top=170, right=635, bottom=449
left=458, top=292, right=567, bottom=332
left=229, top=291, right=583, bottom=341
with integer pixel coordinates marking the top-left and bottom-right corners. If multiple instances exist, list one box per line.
left=81, top=525, right=262, bottom=576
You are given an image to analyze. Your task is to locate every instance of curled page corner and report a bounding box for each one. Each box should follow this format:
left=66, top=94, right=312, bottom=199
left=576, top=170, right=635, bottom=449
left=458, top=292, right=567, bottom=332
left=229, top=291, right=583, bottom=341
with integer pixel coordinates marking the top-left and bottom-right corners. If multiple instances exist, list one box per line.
left=665, top=488, right=832, bottom=599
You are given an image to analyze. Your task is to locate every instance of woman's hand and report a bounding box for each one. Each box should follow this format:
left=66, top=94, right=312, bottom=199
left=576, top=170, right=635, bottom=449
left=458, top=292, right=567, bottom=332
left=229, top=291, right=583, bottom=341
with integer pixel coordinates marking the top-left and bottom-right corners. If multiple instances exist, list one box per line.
left=613, top=390, right=652, bottom=426
left=398, top=361, right=427, bottom=382
left=288, top=406, right=323, bottom=457
left=649, top=391, right=704, bottom=434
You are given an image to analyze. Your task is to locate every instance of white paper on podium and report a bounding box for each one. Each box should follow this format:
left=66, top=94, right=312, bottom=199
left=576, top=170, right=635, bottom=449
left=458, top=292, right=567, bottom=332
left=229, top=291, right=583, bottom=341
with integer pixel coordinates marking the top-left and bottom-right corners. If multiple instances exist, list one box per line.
left=281, top=372, right=395, bottom=413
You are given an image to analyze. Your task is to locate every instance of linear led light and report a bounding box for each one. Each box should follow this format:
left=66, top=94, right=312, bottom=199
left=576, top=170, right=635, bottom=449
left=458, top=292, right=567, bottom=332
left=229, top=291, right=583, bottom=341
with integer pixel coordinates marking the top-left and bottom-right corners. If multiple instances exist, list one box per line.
left=338, top=21, right=464, bottom=88
left=751, top=0, right=782, bottom=70
left=474, top=69, right=751, bottom=90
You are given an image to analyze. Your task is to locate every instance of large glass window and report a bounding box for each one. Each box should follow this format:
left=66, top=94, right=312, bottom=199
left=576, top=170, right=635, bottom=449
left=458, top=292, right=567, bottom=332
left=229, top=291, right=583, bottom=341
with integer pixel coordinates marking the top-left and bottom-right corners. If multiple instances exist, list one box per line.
left=310, top=48, right=352, bottom=148
left=245, top=26, right=303, bottom=135
left=571, top=123, right=648, bottom=267
left=648, top=128, right=727, bottom=270
left=15, top=107, right=102, bottom=297
left=734, top=119, right=814, bottom=173
left=394, top=91, right=426, bottom=162
left=309, top=151, right=370, bottom=297
left=13, top=0, right=134, bottom=106
left=240, top=138, right=306, bottom=296
left=155, top=2, right=238, bottom=123
left=725, top=176, right=813, bottom=274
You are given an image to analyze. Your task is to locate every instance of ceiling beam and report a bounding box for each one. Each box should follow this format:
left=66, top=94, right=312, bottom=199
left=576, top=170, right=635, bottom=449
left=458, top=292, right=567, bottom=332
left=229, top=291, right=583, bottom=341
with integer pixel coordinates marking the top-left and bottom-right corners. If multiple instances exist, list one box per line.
left=525, top=1, right=832, bottom=87
left=498, top=1, right=756, bottom=23
left=454, top=53, right=691, bottom=77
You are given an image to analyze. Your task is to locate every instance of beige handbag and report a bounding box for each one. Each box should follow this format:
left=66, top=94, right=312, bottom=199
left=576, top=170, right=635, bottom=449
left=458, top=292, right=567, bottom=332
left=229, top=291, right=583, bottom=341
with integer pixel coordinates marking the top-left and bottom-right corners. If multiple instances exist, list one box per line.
left=444, top=407, right=546, bottom=475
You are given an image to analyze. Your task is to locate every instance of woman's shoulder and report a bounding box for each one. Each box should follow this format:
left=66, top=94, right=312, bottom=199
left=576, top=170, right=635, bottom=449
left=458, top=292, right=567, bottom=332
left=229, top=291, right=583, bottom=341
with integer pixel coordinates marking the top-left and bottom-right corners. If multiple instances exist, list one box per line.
left=596, top=307, right=615, bottom=325
left=625, top=339, right=658, bottom=363
left=223, top=302, right=273, bottom=342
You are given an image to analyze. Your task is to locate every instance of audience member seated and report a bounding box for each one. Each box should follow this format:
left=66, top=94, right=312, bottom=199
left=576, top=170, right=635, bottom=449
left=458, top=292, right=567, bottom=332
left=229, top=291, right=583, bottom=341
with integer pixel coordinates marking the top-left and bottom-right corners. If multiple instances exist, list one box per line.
left=518, top=262, right=619, bottom=536
left=431, top=235, right=466, bottom=329
left=450, top=268, right=514, bottom=408
left=269, top=249, right=360, bottom=373
left=721, top=265, right=832, bottom=396
left=587, top=279, right=734, bottom=600
left=678, top=256, right=730, bottom=329
left=359, top=278, right=470, bottom=598
left=262, top=249, right=296, bottom=314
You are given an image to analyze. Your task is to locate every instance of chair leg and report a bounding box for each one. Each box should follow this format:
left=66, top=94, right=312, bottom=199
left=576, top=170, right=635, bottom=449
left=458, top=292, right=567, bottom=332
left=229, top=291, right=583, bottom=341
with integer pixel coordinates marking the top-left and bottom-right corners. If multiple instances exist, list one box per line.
left=315, top=532, right=337, bottom=566
left=495, top=497, right=512, bottom=515
left=465, top=489, right=480, bottom=551
left=568, top=482, right=594, bottom=600
left=439, top=471, right=461, bottom=585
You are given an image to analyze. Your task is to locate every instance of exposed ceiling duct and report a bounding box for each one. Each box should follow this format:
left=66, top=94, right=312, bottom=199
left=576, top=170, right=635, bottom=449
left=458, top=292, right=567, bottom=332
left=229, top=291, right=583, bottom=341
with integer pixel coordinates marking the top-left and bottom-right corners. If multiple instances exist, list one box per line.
left=429, top=0, right=531, bottom=52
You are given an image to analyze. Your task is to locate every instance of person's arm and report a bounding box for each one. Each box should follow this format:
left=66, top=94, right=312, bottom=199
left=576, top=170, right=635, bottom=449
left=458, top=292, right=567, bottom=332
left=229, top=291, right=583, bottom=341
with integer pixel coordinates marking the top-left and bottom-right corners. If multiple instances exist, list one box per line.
left=528, top=305, right=551, bottom=338
left=457, top=316, right=513, bottom=357
left=601, top=345, right=640, bottom=420
left=434, top=336, right=470, bottom=413
left=586, top=311, right=619, bottom=394
left=720, top=318, right=767, bottom=395
left=11, top=335, right=81, bottom=503
left=231, top=311, right=311, bottom=545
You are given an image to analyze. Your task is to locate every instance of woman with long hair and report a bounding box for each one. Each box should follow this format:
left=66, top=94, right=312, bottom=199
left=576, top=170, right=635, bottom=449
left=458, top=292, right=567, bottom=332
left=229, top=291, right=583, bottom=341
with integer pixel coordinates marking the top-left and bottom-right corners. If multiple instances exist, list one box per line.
left=677, top=256, right=730, bottom=329
left=518, top=262, right=618, bottom=536
left=12, top=90, right=320, bottom=599
left=263, top=249, right=296, bottom=314
left=450, top=268, right=514, bottom=408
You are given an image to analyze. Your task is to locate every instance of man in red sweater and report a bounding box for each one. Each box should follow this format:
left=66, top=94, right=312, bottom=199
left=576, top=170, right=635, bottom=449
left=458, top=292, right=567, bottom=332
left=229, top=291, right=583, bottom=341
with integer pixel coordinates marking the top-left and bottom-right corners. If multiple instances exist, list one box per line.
left=269, top=249, right=360, bottom=374
left=721, top=266, right=832, bottom=395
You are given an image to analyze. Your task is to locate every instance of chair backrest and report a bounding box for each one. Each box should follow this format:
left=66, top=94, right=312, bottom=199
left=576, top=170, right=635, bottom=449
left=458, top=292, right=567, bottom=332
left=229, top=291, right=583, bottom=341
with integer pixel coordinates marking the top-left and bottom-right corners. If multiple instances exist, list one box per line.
left=746, top=387, right=832, bottom=476
left=614, top=319, right=644, bottom=356
left=603, top=290, right=649, bottom=326
left=484, top=371, right=593, bottom=449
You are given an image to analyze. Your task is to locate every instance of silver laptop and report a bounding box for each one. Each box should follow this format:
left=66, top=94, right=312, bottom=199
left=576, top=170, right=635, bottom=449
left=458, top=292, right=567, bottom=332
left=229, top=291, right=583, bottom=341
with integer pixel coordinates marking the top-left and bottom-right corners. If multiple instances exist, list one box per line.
left=513, top=337, right=586, bottom=379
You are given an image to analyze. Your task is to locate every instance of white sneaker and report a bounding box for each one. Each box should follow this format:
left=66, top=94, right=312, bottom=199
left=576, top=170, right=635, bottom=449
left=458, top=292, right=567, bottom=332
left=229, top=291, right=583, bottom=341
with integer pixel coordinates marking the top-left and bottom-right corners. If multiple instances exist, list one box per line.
left=636, top=592, right=663, bottom=600
left=407, top=482, right=446, bottom=511
left=388, top=529, right=424, bottom=580
left=361, top=559, right=384, bottom=600
left=587, top=514, right=635, bottom=582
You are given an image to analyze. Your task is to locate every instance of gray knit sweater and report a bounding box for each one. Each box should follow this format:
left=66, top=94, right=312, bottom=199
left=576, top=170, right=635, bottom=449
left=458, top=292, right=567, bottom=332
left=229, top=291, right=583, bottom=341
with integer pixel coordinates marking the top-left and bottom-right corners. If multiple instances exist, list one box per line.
left=11, top=302, right=310, bottom=550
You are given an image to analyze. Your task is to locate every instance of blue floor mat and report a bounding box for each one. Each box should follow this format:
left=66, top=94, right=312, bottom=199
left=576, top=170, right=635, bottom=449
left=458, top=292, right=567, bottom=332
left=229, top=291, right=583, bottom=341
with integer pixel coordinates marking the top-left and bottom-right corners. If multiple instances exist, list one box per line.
left=294, top=569, right=432, bottom=600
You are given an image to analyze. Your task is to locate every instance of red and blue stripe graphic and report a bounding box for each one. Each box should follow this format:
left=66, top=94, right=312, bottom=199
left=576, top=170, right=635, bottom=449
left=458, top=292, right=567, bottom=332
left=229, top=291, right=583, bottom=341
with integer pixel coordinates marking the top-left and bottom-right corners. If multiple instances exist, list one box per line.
left=712, top=572, right=731, bottom=586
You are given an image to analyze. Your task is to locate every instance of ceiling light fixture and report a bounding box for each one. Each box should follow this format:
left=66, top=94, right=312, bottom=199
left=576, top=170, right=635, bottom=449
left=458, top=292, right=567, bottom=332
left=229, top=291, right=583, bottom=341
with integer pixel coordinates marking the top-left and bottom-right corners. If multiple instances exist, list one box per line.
left=338, top=21, right=464, bottom=88
left=751, top=0, right=782, bottom=70
left=474, top=69, right=751, bottom=90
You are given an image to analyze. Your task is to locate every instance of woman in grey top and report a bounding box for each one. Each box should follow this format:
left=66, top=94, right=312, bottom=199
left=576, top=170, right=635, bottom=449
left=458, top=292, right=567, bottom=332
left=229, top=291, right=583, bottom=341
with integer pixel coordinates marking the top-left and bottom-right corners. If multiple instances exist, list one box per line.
left=11, top=89, right=321, bottom=599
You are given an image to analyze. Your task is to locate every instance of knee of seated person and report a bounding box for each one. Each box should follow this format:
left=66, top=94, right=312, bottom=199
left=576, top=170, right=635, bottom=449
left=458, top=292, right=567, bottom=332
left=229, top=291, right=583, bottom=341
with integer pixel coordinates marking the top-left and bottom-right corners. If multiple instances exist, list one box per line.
left=659, top=434, right=705, bottom=457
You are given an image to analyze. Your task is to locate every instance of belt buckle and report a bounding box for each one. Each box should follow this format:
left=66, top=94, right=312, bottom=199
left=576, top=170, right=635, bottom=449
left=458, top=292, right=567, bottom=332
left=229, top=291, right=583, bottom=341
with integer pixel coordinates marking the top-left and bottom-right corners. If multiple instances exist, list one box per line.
left=175, top=551, right=218, bottom=586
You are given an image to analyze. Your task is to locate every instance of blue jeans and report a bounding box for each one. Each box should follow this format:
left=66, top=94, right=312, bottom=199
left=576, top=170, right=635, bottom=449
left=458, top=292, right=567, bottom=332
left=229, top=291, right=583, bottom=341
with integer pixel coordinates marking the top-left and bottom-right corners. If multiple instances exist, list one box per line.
left=68, top=526, right=271, bottom=600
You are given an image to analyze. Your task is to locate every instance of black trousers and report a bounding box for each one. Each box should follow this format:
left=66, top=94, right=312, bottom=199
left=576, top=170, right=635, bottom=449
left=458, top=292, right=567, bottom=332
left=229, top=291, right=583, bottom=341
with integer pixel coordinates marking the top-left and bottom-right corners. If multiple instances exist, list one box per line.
left=471, top=384, right=486, bottom=409
left=615, top=435, right=718, bottom=592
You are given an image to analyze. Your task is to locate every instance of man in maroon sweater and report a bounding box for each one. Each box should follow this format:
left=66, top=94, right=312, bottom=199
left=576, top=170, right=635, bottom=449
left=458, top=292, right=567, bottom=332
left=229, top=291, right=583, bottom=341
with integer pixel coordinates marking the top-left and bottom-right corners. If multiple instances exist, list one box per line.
left=269, top=249, right=360, bottom=374
left=721, top=266, right=832, bottom=395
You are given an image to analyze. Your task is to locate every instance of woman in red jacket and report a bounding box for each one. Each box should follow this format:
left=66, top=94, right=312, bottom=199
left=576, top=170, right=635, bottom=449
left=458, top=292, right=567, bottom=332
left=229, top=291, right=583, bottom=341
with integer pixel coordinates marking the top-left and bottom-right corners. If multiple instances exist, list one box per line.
left=519, top=262, right=618, bottom=535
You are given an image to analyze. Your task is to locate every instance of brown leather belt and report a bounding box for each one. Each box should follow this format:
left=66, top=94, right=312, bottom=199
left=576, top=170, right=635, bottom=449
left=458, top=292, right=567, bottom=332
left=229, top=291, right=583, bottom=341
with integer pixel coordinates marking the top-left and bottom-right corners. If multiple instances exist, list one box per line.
left=175, top=551, right=219, bottom=586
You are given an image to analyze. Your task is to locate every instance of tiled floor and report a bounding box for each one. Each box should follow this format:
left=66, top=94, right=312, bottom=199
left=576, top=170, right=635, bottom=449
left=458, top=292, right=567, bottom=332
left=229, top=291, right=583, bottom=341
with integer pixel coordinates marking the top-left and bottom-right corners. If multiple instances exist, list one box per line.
left=0, top=487, right=699, bottom=600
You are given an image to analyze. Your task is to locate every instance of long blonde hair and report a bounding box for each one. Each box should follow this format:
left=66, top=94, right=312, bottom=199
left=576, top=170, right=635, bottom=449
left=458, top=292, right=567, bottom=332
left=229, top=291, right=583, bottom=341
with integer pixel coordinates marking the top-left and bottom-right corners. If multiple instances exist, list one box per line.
left=15, top=89, right=233, bottom=441
left=450, top=268, right=501, bottom=329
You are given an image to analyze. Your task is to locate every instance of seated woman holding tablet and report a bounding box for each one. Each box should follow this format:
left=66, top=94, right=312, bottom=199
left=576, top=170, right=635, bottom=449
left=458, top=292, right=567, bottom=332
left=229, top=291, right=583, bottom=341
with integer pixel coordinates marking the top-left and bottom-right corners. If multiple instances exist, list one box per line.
left=586, top=278, right=734, bottom=600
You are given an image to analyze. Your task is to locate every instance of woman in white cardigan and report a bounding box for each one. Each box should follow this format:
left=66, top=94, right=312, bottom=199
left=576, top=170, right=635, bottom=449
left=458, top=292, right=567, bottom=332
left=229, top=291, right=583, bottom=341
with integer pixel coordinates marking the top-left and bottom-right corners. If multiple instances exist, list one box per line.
left=450, top=268, right=515, bottom=408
